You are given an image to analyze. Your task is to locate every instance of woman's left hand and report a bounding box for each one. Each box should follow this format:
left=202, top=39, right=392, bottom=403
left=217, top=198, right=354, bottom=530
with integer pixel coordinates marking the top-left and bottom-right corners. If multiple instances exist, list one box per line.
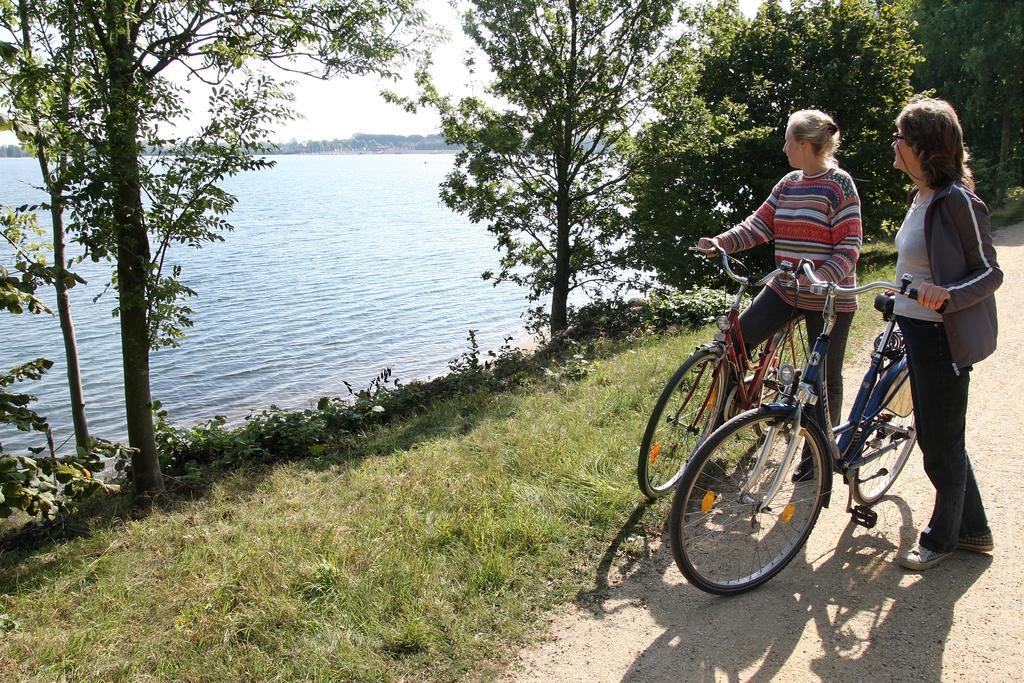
left=916, top=282, right=951, bottom=311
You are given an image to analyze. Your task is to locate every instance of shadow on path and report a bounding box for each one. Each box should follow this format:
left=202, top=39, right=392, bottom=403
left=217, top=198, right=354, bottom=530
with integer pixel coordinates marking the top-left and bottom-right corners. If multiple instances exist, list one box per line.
left=571, top=495, right=990, bottom=682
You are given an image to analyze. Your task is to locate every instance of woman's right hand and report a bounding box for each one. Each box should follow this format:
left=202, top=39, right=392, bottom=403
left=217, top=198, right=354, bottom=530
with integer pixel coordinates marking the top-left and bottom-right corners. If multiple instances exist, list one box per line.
left=695, top=236, right=720, bottom=256
left=915, top=282, right=951, bottom=311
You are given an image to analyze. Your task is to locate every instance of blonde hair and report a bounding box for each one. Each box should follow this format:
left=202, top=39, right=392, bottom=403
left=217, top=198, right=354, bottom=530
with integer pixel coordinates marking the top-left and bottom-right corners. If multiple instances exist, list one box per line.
left=896, top=96, right=974, bottom=190
left=787, top=109, right=841, bottom=166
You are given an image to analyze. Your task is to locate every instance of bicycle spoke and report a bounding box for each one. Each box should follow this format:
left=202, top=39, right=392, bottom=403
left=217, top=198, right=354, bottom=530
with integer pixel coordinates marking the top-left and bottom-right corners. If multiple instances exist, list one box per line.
left=671, top=408, right=826, bottom=593
left=639, top=351, right=726, bottom=499
left=851, top=365, right=916, bottom=505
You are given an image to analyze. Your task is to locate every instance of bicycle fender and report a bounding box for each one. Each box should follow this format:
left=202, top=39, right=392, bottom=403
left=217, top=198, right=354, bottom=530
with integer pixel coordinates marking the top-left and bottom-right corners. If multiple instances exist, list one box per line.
left=800, top=414, right=836, bottom=509
left=749, top=405, right=836, bottom=509
left=865, top=356, right=910, bottom=416
left=699, top=341, right=726, bottom=356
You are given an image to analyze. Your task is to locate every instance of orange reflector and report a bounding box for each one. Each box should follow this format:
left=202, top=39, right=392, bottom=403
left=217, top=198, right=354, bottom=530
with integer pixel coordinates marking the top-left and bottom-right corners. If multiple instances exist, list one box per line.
left=701, top=490, right=715, bottom=514
left=650, top=443, right=661, bottom=463
left=705, top=387, right=717, bottom=409
left=781, top=503, right=795, bottom=524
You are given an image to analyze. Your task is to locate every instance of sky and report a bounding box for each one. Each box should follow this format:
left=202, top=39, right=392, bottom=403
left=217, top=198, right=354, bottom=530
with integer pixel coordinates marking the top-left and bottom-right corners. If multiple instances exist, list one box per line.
left=2, top=0, right=762, bottom=146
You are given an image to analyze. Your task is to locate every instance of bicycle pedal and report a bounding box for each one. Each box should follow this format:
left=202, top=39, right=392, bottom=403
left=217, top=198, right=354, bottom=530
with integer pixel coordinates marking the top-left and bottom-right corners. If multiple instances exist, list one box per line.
left=850, top=505, right=877, bottom=529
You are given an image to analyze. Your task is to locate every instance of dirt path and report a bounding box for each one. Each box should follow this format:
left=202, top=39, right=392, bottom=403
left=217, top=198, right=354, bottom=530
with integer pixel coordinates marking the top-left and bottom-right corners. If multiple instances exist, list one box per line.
left=507, top=223, right=1024, bottom=682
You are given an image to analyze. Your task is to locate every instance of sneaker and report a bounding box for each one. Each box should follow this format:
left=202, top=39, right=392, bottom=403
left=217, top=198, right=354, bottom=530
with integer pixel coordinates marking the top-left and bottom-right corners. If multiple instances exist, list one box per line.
left=791, top=458, right=814, bottom=483
left=957, top=531, right=994, bottom=553
left=898, top=543, right=952, bottom=571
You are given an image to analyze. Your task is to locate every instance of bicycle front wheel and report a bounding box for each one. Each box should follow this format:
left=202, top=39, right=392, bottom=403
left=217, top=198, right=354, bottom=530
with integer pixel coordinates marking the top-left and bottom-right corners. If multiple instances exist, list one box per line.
left=638, top=349, right=726, bottom=500
left=851, top=364, right=916, bottom=506
left=669, top=406, right=829, bottom=594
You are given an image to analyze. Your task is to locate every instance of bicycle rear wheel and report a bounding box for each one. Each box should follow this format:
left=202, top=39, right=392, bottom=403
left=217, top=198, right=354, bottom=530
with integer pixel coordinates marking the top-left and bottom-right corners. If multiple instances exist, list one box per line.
left=638, top=349, right=726, bottom=500
left=669, top=406, right=829, bottom=594
left=851, top=364, right=916, bottom=506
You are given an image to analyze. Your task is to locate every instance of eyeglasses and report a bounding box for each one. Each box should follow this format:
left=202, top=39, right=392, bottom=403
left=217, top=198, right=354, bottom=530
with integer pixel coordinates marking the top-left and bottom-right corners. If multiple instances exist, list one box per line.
left=892, top=132, right=905, bottom=141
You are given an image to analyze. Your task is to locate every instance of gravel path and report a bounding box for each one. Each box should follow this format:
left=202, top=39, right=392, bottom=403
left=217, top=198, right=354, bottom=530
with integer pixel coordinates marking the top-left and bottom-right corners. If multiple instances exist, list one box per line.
left=507, top=222, right=1024, bottom=682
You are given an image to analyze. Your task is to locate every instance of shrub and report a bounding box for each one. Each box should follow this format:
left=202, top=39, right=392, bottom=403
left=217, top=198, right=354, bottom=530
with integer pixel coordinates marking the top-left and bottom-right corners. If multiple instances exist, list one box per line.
left=141, top=332, right=539, bottom=478
left=559, top=286, right=728, bottom=340
left=1, top=360, right=119, bottom=520
left=992, top=186, right=1024, bottom=227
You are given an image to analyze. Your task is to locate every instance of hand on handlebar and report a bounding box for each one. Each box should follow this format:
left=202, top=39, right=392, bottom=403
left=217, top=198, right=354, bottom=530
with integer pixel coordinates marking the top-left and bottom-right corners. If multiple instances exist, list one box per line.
left=695, top=237, right=721, bottom=257
left=915, top=282, right=950, bottom=310
left=691, top=242, right=785, bottom=288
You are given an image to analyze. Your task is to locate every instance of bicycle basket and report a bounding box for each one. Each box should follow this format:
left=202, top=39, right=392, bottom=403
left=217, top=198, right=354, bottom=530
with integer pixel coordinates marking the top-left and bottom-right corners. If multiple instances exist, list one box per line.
left=879, top=371, right=914, bottom=417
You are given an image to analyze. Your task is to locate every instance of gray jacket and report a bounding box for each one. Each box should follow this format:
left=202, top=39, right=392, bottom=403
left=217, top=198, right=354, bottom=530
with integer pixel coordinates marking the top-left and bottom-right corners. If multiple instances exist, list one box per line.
left=912, top=180, right=1002, bottom=368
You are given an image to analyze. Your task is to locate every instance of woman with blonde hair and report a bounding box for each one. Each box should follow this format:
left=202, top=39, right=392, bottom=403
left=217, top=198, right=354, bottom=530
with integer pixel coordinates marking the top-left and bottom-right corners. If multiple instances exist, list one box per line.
left=890, top=96, right=1002, bottom=570
left=698, top=109, right=863, bottom=477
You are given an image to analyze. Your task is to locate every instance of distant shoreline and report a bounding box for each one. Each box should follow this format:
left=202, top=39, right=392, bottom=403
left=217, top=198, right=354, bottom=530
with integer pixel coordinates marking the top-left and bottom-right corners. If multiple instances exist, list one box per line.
left=267, top=149, right=458, bottom=155
left=0, top=150, right=459, bottom=159
left=1, top=133, right=459, bottom=158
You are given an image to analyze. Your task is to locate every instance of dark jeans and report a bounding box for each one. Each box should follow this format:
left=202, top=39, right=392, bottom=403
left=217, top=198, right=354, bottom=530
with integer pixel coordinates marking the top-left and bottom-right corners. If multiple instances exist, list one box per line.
left=898, top=316, right=990, bottom=553
left=738, top=286, right=853, bottom=427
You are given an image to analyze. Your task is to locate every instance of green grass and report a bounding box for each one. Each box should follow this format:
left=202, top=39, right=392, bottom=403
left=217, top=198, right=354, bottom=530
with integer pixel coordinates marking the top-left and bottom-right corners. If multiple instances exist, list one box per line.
left=0, top=245, right=898, bottom=682
left=991, top=186, right=1024, bottom=228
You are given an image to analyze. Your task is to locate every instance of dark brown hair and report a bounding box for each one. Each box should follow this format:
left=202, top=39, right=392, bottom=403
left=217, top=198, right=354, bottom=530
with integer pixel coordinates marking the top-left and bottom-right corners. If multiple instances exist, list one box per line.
left=896, top=96, right=974, bottom=190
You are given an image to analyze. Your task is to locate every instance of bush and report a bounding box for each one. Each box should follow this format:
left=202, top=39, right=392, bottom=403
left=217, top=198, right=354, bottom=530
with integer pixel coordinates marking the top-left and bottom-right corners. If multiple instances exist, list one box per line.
left=560, top=287, right=728, bottom=340
left=992, top=186, right=1024, bottom=227
left=142, top=332, right=539, bottom=478
left=0, top=451, right=111, bottom=519
left=1, top=359, right=119, bottom=520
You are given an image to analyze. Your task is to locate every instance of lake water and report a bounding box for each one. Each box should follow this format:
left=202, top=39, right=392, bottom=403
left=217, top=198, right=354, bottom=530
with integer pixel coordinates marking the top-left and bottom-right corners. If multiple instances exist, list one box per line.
left=0, top=154, right=534, bottom=454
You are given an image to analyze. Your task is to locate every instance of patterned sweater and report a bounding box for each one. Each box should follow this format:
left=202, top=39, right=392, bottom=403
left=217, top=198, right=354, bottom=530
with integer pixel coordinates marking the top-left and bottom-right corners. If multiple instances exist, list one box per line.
left=716, top=168, right=863, bottom=312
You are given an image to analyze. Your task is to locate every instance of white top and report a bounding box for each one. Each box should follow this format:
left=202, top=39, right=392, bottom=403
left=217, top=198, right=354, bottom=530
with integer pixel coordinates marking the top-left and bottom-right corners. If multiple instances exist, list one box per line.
left=894, top=195, right=943, bottom=322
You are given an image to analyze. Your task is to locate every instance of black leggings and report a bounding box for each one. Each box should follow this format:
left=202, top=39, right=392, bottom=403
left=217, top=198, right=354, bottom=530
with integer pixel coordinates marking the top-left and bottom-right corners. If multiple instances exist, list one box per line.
left=737, top=287, right=854, bottom=427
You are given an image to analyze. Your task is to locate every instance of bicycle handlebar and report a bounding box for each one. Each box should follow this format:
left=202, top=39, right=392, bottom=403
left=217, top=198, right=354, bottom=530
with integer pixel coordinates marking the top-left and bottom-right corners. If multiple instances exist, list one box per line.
left=689, top=243, right=784, bottom=288
left=690, top=244, right=920, bottom=301
left=797, top=261, right=919, bottom=299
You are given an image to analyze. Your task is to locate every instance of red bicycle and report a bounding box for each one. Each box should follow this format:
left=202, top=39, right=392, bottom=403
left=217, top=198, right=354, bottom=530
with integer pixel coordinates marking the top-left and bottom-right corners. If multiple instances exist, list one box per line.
left=637, top=246, right=807, bottom=500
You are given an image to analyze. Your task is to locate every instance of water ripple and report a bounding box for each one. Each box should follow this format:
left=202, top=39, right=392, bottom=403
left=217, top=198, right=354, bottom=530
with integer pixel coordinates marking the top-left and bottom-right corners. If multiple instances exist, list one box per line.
left=1, top=154, right=532, bottom=452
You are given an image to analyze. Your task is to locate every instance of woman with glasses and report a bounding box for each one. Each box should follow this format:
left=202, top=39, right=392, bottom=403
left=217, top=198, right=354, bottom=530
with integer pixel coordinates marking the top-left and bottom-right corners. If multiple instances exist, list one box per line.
left=697, top=109, right=862, bottom=470
left=890, top=97, right=1002, bottom=571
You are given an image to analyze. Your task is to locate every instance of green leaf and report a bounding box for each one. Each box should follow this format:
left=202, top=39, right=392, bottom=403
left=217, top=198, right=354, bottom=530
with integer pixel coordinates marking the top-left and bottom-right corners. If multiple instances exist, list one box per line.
left=0, top=613, right=17, bottom=633
left=0, top=41, right=16, bottom=65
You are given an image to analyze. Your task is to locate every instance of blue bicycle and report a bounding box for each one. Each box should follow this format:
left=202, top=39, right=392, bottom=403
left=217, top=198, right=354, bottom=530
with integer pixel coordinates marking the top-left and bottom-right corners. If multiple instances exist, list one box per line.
left=668, top=265, right=918, bottom=594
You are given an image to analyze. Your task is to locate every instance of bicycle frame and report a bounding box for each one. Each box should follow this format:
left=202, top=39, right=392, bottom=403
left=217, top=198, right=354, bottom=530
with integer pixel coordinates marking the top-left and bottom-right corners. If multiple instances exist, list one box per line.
left=834, top=320, right=912, bottom=472
left=700, top=246, right=801, bottom=413
left=658, top=293, right=797, bottom=448
left=745, top=265, right=917, bottom=512
left=717, top=308, right=762, bottom=407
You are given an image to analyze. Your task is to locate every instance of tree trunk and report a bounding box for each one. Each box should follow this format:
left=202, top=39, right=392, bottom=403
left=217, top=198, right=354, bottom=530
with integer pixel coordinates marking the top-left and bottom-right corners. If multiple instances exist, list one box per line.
left=20, top=0, right=91, bottom=454
left=998, top=110, right=1012, bottom=204
left=551, top=172, right=572, bottom=336
left=48, top=187, right=91, bottom=452
left=105, top=45, right=163, bottom=495
left=550, top=0, right=578, bottom=338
